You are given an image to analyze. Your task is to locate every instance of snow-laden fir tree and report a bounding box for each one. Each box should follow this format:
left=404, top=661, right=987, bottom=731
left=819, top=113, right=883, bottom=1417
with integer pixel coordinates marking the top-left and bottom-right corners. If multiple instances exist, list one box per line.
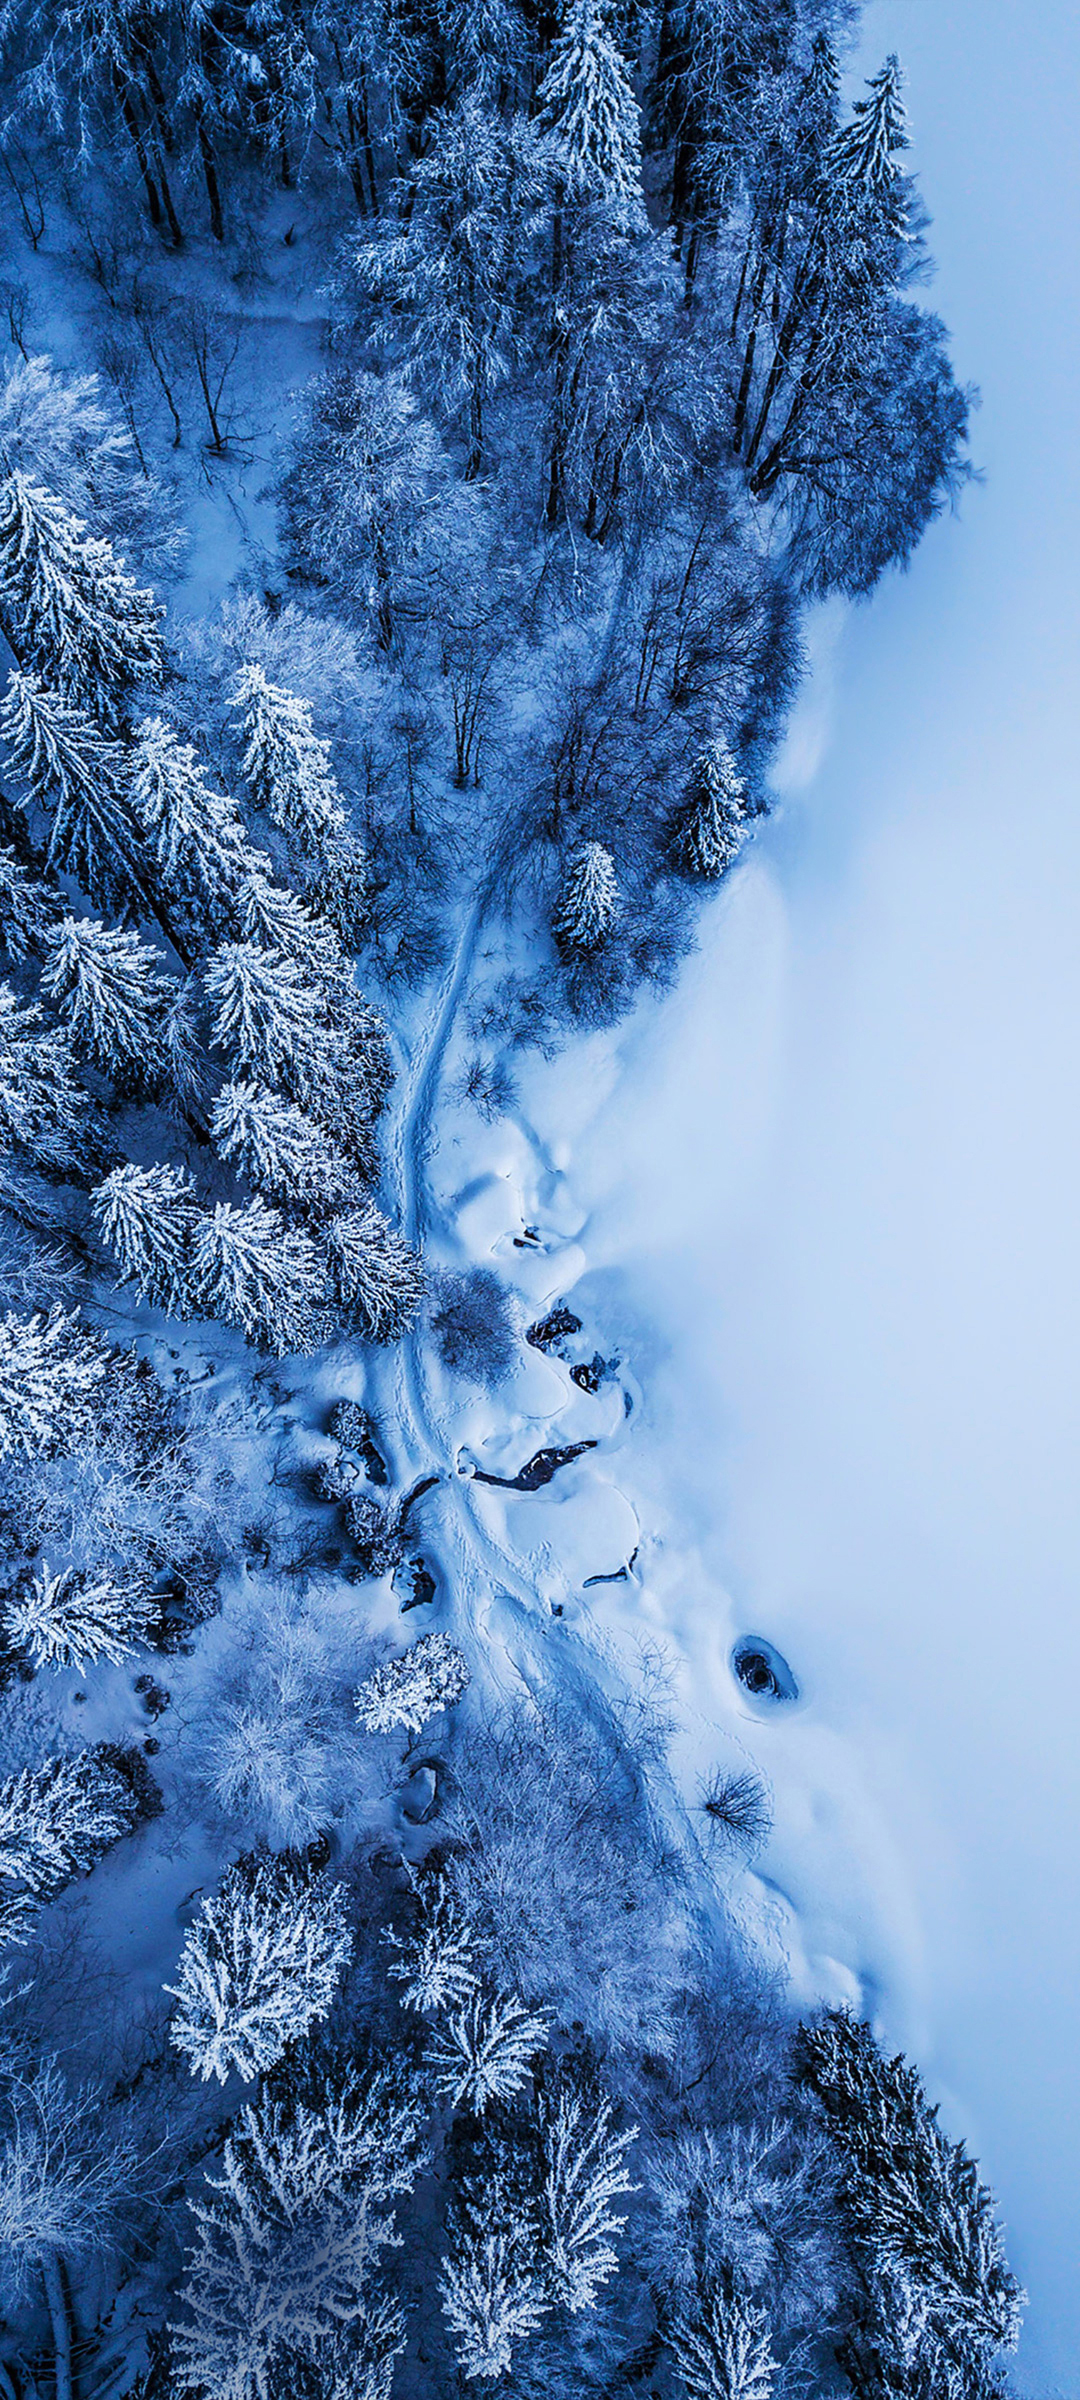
left=233, top=662, right=347, bottom=855
left=0, top=1750, right=141, bottom=1931
left=277, top=365, right=446, bottom=636
left=0, top=471, right=163, bottom=728
left=827, top=53, right=909, bottom=206
left=440, top=2184, right=548, bottom=2382
left=670, top=741, right=747, bottom=879
left=2, top=1564, right=153, bottom=1673
left=0, top=985, right=100, bottom=1179
left=552, top=839, right=619, bottom=955
left=171, top=2064, right=427, bottom=2400
left=303, top=2313, right=407, bottom=2400
left=0, top=840, right=58, bottom=961
left=190, top=1198, right=327, bottom=1354
left=668, top=2275, right=778, bottom=2400
left=132, top=717, right=258, bottom=923
left=41, top=916, right=176, bottom=1093
left=0, top=1306, right=107, bottom=1459
left=538, top=2081, right=638, bottom=2312
left=325, top=1202, right=425, bottom=1340
left=383, top=1869, right=479, bottom=2015
left=0, top=670, right=140, bottom=912
left=426, top=1990, right=548, bottom=2115
left=212, top=1081, right=364, bottom=1217
left=204, top=940, right=391, bottom=1173
left=796, top=2010, right=1023, bottom=2381
left=538, top=0, right=643, bottom=209
left=166, top=1853, right=353, bottom=2085
left=355, top=1630, right=469, bottom=1736
left=302, top=830, right=371, bottom=953
left=93, top=1163, right=197, bottom=1314
left=234, top=869, right=344, bottom=979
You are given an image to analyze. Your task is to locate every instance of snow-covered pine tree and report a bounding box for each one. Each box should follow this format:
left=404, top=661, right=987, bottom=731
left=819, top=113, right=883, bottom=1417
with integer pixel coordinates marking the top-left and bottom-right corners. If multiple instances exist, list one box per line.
left=538, top=2081, right=638, bottom=2312
left=426, top=1990, right=548, bottom=2115
left=190, top=1198, right=327, bottom=1354
left=0, top=470, right=163, bottom=728
left=0, top=1306, right=107, bottom=1458
left=203, top=938, right=338, bottom=1100
left=796, top=2010, right=1024, bottom=2376
left=171, top=2065, right=427, bottom=2400
left=383, top=1869, right=479, bottom=2015
left=0, top=670, right=140, bottom=913
left=0, top=984, right=100, bottom=1179
left=0, top=1750, right=142, bottom=1926
left=166, top=1852, right=353, bottom=2085
left=41, top=916, right=175, bottom=1093
left=233, top=870, right=344, bottom=981
left=232, top=661, right=347, bottom=855
left=325, top=1201, right=425, bottom=1339
left=93, top=1163, right=198, bottom=1313
left=552, top=840, right=619, bottom=955
left=2, top=1565, right=153, bottom=1674
left=301, top=831, right=371, bottom=952
left=304, top=2312, right=408, bottom=2400
left=0, top=840, right=58, bottom=961
left=211, top=1081, right=363, bottom=1216
left=668, top=2275, right=778, bottom=2400
left=132, top=717, right=259, bottom=925
left=538, top=0, right=643, bottom=209
left=670, top=740, right=747, bottom=879
left=355, top=1630, right=470, bottom=1736
left=828, top=54, right=909, bottom=207
left=440, top=2186, right=549, bottom=2381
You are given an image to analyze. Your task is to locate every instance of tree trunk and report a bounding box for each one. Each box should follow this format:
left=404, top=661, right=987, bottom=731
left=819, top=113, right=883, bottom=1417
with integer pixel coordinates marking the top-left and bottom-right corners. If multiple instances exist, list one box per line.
left=42, top=2252, right=73, bottom=2400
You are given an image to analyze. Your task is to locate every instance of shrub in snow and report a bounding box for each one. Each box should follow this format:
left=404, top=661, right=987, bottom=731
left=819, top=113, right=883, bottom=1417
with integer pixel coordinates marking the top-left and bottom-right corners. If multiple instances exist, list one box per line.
left=383, top=1870, right=479, bottom=2015
left=699, top=1767, right=772, bottom=1856
left=94, top=1163, right=198, bottom=1315
left=670, top=741, right=747, bottom=881
left=344, top=1492, right=405, bottom=1578
left=430, top=1268, right=515, bottom=1384
left=426, top=1990, right=547, bottom=2115
left=171, top=2064, right=427, bottom=2400
left=0, top=1307, right=107, bottom=1460
left=355, top=1630, right=469, bottom=1735
left=3, top=1564, right=152, bottom=1673
left=326, top=1203, right=425, bottom=1340
left=668, top=2274, right=778, bottom=2400
left=166, top=1852, right=353, bottom=2084
left=538, top=2081, right=638, bottom=2312
left=233, top=660, right=347, bottom=854
left=195, top=1586, right=369, bottom=1850
left=440, top=2180, right=548, bottom=2383
left=552, top=840, right=619, bottom=956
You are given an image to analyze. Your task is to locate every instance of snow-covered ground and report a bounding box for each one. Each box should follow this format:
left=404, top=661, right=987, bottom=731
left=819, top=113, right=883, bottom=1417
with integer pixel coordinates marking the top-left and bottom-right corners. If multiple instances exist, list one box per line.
left=416, top=2, right=1080, bottom=2387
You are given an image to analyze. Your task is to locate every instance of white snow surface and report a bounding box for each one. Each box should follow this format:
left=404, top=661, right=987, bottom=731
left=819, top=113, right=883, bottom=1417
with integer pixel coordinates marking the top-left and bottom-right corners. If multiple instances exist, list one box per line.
left=410, top=1, right=1080, bottom=2386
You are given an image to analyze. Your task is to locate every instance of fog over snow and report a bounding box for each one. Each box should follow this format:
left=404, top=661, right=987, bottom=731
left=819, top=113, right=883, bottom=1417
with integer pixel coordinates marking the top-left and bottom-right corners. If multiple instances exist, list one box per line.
left=556, top=1, right=1080, bottom=2388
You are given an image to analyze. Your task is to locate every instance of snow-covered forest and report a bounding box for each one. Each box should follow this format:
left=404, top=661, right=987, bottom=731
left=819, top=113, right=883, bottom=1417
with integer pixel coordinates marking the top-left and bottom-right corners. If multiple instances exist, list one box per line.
left=0, top=0, right=1026, bottom=2393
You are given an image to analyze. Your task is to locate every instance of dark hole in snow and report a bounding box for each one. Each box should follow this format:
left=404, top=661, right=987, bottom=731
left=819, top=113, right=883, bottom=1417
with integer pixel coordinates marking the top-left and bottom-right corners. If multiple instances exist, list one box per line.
left=571, top=1352, right=612, bottom=1393
left=732, top=1636, right=799, bottom=1705
left=400, top=1557, right=437, bottom=1612
left=526, top=1305, right=582, bottom=1353
left=472, top=1440, right=597, bottom=1491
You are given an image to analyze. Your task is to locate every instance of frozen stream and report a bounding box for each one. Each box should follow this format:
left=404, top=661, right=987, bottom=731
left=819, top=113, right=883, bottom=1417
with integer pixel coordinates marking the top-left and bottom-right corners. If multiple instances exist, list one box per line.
left=529, top=3, right=1080, bottom=2389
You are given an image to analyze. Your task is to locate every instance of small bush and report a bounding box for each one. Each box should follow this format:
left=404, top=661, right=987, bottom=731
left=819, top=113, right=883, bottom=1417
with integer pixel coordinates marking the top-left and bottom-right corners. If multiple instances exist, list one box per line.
left=430, top=1269, right=516, bottom=1386
left=456, top=1052, right=518, bottom=1123
left=345, top=1492, right=405, bottom=1577
left=700, top=1767, right=772, bottom=1856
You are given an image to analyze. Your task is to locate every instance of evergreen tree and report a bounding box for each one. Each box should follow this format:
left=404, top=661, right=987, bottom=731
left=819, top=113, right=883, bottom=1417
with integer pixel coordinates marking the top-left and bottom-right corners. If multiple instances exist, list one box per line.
left=278, top=365, right=445, bottom=641
left=0, top=985, right=100, bottom=1179
left=669, top=2276, right=778, bottom=2400
left=41, top=915, right=175, bottom=1093
left=670, top=740, right=747, bottom=878
left=325, top=1202, right=425, bottom=1340
left=354, top=1630, right=470, bottom=1736
left=0, top=470, right=163, bottom=728
left=234, top=870, right=344, bottom=980
left=190, top=1198, right=328, bottom=1354
left=172, top=2066, right=427, bottom=2400
left=0, top=670, right=140, bottom=913
left=93, top=1163, right=198, bottom=1313
left=552, top=840, right=619, bottom=954
left=383, top=1870, right=479, bottom=2015
left=2, top=1564, right=153, bottom=1673
left=426, top=1990, right=548, bottom=2114
left=827, top=54, right=909, bottom=209
left=302, top=832, right=371, bottom=953
left=538, top=2081, right=638, bottom=2312
left=0, top=1749, right=142, bottom=1923
left=538, top=0, right=643, bottom=209
left=232, top=662, right=347, bottom=855
left=0, top=840, right=59, bottom=961
left=203, top=939, right=338, bottom=1101
left=211, top=1081, right=364, bottom=1216
left=0, top=1307, right=107, bottom=1459
left=132, top=717, right=258, bottom=922
left=166, top=1853, right=353, bottom=2085
left=440, top=2187, right=548, bottom=2381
